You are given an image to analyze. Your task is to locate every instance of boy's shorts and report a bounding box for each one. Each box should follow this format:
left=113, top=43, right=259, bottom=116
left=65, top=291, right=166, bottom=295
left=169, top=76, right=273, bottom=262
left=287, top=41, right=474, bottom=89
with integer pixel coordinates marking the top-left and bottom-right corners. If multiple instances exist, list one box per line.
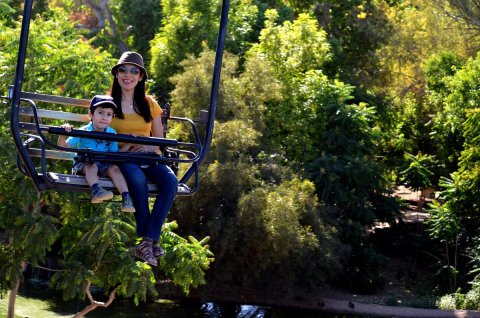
left=72, top=161, right=112, bottom=177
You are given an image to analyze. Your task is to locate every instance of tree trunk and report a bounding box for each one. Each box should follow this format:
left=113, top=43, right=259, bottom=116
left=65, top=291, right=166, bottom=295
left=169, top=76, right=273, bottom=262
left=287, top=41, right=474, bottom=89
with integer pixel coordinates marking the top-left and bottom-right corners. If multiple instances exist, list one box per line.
left=7, top=261, right=26, bottom=318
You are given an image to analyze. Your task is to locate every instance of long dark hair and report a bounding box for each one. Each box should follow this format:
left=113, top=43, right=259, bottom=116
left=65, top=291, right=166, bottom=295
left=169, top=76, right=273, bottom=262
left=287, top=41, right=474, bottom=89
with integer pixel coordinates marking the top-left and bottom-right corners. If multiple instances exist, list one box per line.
left=110, top=71, right=152, bottom=122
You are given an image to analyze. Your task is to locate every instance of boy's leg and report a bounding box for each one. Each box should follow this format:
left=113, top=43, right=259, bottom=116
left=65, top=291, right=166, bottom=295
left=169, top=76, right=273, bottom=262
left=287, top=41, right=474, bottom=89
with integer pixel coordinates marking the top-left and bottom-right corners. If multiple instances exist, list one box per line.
left=105, top=165, right=135, bottom=213
left=84, top=164, right=99, bottom=187
left=88, top=163, right=113, bottom=203
left=105, top=165, right=129, bottom=193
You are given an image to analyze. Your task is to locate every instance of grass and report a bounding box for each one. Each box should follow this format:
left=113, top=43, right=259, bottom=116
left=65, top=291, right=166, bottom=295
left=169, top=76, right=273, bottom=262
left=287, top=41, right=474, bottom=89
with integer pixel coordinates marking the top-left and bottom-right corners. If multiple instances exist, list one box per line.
left=0, top=292, right=201, bottom=318
left=0, top=295, right=74, bottom=318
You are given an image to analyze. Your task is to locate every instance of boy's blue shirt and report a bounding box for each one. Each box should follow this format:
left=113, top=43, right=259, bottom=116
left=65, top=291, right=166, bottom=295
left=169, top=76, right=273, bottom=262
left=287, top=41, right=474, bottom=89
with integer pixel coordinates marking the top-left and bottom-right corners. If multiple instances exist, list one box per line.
left=66, top=122, right=119, bottom=152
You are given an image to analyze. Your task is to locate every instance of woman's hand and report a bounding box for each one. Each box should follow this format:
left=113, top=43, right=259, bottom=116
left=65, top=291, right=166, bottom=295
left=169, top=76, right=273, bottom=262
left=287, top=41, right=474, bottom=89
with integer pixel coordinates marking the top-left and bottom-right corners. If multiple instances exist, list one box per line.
left=121, top=143, right=159, bottom=153
left=119, top=143, right=133, bottom=152
left=129, top=144, right=159, bottom=153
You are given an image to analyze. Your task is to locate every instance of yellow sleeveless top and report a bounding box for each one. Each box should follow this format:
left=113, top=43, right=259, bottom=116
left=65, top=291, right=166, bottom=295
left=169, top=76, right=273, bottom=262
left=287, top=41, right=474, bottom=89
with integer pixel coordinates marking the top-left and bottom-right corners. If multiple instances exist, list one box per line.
left=110, top=96, right=162, bottom=138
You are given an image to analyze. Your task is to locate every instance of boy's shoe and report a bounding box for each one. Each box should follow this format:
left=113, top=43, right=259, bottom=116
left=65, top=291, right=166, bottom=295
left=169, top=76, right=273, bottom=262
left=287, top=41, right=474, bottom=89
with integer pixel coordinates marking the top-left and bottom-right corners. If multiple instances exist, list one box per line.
left=91, top=186, right=114, bottom=203
left=153, top=245, right=166, bottom=258
left=135, top=239, right=157, bottom=266
left=121, top=194, right=135, bottom=213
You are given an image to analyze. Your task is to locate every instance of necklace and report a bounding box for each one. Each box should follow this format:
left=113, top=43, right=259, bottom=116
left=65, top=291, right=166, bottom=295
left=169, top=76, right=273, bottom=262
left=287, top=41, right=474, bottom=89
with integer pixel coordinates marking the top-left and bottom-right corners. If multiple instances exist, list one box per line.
left=123, top=100, right=134, bottom=109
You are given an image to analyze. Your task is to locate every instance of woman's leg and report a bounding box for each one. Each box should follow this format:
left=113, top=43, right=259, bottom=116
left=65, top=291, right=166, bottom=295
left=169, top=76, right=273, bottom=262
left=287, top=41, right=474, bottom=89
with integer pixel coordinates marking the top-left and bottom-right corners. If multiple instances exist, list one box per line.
left=144, top=164, right=178, bottom=242
left=119, top=163, right=149, bottom=238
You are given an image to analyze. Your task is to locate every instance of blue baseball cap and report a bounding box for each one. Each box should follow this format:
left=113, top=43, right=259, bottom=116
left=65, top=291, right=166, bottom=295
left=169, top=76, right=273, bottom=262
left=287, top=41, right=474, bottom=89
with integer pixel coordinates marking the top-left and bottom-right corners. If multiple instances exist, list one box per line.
left=89, top=95, right=117, bottom=112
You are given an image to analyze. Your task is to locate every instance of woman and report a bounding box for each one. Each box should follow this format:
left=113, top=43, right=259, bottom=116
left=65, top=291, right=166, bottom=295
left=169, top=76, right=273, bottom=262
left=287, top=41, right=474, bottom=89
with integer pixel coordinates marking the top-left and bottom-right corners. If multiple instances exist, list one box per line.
left=109, top=51, right=178, bottom=267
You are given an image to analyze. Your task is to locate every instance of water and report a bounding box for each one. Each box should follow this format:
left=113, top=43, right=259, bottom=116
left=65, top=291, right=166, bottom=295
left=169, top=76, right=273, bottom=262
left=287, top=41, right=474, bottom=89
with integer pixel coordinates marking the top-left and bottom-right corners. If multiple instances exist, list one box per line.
left=1, top=294, right=370, bottom=318
left=3, top=298, right=371, bottom=318
left=0, top=279, right=374, bottom=318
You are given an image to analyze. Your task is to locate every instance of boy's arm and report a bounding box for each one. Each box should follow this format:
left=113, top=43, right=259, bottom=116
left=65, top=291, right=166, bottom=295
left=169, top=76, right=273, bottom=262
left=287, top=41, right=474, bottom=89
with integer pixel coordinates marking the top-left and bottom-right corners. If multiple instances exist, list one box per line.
left=109, top=141, right=119, bottom=152
left=107, top=127, right=119, bottom=152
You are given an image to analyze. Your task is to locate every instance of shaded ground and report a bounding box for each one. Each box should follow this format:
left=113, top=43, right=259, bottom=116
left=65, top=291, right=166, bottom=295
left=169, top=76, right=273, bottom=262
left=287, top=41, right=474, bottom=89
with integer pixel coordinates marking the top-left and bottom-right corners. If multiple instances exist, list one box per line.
left=343, top=186, right=435, bottom=306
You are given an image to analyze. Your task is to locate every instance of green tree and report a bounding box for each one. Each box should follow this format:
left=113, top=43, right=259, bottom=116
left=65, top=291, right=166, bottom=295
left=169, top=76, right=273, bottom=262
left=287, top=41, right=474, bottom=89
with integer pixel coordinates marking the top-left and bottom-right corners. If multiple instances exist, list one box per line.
left=167, top=46, right=343, bottom=292
left=399, top=152, right=434, bottom=193
left=433, top=0, right=480, bottom=32
left=376, top=0, right=477, bottom=97
left=150, top=0, right=258, bottom=96
left=314, top=0, right=393, bottom=88
left=246, top=10, right=331, bottom=161
left=428, top=53, right=480, bottom=174
left=0, top=8, right=115, bottom=97
left=233, top=179, right=343, bottom=290
left=51, top=212, right=213, bottom=317
left=373, top=1, right=478, bottom=189
left=428, top=109, right=480, bottom=297
left=426, top=198, right=461, bottom=293
left=110, top=0, right=163, bottom=59
left=0, top=0, right=15, bottom=23
left=169, top=49, right=241, bottom=122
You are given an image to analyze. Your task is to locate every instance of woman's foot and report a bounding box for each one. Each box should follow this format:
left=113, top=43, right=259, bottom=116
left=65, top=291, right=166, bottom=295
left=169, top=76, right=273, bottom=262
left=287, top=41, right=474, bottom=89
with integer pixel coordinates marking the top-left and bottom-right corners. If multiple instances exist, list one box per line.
left=135, top=239, right=157, bottom=266
left=153, top=244, right=165, bottom=258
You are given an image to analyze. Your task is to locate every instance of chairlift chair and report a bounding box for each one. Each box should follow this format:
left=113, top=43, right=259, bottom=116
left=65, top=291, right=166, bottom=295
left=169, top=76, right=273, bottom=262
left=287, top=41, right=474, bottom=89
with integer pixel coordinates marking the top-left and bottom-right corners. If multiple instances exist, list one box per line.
left=6, top=0, right=230, bottom=196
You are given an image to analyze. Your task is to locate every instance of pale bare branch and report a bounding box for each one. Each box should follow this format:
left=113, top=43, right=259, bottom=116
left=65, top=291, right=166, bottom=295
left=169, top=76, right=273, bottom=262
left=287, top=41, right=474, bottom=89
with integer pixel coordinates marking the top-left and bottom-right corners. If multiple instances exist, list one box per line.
left=73, top=280, right=118, bottom=318
left=81, top=0, right=129, bottom=52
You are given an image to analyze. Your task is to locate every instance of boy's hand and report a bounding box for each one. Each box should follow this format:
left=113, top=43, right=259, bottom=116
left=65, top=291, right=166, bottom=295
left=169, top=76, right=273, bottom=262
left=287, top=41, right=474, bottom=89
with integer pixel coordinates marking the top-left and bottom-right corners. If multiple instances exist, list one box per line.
left=60, top=123, right=73, bottom=132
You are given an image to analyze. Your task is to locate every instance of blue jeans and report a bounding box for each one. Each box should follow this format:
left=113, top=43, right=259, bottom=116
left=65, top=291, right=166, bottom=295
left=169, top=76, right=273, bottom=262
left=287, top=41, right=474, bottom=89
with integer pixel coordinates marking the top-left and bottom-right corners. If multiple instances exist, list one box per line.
left=120, top=162, right=178, bottom=242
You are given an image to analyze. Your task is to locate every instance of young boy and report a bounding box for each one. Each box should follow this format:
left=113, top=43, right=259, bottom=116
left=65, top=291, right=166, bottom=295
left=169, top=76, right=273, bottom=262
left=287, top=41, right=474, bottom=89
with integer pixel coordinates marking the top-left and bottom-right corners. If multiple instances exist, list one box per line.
left=57, top=95, right=135, bottom=213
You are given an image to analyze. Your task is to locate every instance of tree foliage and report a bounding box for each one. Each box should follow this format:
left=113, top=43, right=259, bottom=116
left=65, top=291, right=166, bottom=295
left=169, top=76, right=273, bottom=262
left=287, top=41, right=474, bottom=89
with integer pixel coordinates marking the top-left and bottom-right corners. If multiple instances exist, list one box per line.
left=0, top=8, right=115, bottom=97
left=110, top=0, right=163, bottom=59
left=399, top=152, right=434, bottom=192
left=434, top=0, right=480, bottom=31
left=9, top=0, right=480, bottom=310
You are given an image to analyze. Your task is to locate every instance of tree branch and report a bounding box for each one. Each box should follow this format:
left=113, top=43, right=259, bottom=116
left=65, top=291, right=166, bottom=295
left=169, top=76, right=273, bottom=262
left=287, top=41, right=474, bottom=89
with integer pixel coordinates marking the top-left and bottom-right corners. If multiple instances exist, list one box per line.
left=73, top=280, right=118, bottom=318
left=81, top=0, right=129, bottom=52
left=83, top=0, right=106, bottom=29
left=433, top=0, right=480, bottom=29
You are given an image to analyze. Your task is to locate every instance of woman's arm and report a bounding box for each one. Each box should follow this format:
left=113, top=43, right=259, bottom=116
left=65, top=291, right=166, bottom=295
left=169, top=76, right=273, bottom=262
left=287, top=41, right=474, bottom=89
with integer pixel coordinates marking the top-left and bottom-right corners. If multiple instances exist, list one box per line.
left=128, top=116, right=164, bottom=153
left=151, top=115, right=164, bottom=139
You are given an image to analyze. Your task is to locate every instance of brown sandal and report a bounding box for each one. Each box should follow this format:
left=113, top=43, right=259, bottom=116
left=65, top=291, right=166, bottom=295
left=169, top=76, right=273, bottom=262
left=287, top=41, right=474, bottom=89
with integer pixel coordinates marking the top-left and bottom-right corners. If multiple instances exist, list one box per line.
left=153, top=245, right=165, bottom=258
left=135, top=239, right=158, bottom=266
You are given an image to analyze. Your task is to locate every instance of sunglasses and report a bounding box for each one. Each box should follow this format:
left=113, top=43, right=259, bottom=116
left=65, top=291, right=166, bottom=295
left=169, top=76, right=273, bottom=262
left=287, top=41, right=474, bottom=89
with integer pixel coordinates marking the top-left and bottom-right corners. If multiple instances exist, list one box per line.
left=117, top=65, right=141, bottom=75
